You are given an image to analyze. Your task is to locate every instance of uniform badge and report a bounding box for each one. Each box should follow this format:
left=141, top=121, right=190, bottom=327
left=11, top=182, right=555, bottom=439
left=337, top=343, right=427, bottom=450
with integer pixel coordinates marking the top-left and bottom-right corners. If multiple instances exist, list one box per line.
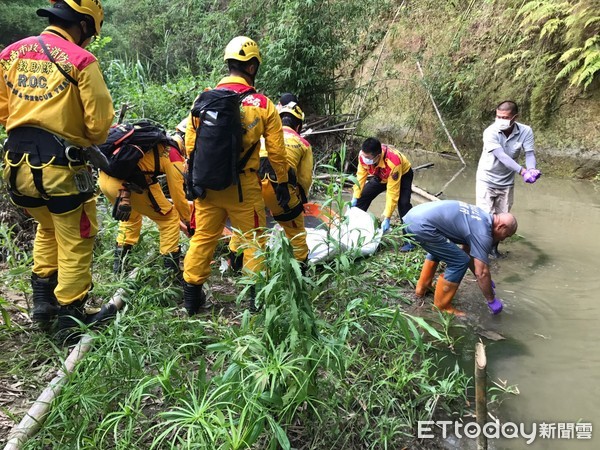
left=391, top=171, right=399, bottom=181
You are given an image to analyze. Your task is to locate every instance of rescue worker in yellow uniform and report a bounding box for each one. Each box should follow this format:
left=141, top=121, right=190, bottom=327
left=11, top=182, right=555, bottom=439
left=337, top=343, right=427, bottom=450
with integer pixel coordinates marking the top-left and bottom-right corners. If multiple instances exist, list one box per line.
left=255, top=96, right=313, bottom=264
left=183, top=36, right=289, bottom=314
left=229, top=94, right=312, bottom=268
left=174, top=117, right=188, bottom=149
left=276, top=96, right=313, bottom=213
left=351, top=137, right=415, bottom=252
left=99, top=136, right=190, bottom=276
left=0, top=0, right=114, bottom=337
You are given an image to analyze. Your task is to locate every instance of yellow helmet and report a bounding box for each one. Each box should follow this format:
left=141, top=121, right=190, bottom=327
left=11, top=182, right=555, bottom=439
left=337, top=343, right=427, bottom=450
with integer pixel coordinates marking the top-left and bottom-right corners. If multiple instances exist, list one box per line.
left=223, top=36, right=262, bottom=64
left=66, top=0, right=104, bottom=35
left=278, top=102, right=305, bottom=121
left=175, top=117, right=188, bottom=134
left=42, top=0, right=104, bottom=35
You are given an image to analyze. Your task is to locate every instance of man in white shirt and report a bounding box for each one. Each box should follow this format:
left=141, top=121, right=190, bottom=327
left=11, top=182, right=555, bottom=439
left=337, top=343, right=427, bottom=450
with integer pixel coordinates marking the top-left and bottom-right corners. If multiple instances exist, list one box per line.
left=475, top=100, right=541, bottom=257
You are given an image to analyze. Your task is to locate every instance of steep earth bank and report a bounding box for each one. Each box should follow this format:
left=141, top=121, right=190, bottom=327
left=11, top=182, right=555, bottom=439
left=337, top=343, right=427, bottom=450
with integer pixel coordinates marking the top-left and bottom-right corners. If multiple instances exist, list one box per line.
left=348, top=1, right=600, bottom=179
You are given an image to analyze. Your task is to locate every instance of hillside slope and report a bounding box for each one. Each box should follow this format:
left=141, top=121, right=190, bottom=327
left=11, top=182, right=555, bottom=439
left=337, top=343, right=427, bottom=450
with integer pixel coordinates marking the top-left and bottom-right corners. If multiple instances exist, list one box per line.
left=350, top=1, right=600, bottom=178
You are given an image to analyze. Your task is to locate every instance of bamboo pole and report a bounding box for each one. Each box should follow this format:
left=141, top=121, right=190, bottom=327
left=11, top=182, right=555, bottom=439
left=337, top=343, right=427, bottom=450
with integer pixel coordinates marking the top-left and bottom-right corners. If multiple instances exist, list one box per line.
left=475, top=342, right=488, bottom=450
left=3, top=272, right=135, bottom=450
left=302, top=127, right=356, bottom=136
left=415, top=61, right=467, bottom=166
left=315, top=117, right=362, bottom=132
left=433, top=165, right=466, bottom=197
left=411, top=184, right=440, bottom=202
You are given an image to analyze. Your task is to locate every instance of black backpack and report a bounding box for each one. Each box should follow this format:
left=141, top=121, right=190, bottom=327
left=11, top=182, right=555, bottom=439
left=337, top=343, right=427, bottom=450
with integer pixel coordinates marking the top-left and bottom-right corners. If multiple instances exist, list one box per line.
left=99, top=120, right=175, bottom=189
left=187, top=88, right=258, bottom=200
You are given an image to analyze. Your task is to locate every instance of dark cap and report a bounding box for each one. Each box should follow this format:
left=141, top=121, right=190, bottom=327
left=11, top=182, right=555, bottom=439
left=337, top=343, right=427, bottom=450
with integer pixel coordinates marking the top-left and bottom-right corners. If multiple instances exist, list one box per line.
left=279, top=93, right=298, bottom=106
left=37, top=1, right=83, bottom=24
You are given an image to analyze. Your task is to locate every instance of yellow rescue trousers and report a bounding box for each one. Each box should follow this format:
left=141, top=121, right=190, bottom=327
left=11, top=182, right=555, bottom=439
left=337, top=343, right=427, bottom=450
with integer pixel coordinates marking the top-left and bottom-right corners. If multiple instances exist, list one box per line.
left=98, top=172, right=181, bottom=254
left=3, top=147, right=97, bottom=306
left=262, top=179, right=308, bottom=261
left=28, top=200, right=97, bottom=305
left=184, top=171, right=266, bottom=285
left=229, top=179, right=308, bottom=262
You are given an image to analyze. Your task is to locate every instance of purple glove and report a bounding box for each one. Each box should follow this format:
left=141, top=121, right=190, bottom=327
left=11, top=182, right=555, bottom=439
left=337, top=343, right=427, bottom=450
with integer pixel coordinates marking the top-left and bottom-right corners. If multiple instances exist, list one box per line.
left=522, top=168, right=541, bottom=184
left=487, top=298, right=503, bottom=315
left=491, top=280, right=496, bottom=296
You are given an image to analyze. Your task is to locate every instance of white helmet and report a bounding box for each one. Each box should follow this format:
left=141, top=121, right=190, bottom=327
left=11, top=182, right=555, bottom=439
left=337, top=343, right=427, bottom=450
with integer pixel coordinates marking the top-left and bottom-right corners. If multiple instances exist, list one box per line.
left=175, top=117, right=188, bottom=134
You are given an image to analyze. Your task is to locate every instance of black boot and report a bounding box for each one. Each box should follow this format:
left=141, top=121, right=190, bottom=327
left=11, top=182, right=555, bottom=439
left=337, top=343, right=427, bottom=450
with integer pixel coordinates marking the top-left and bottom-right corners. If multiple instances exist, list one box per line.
left=31, top=273, right=59, bottom=331
left=183, top=282, right=211, bottom=316
left=228, top=250, right=243, bottom=275
left=300, top=258, right=309, bottom=277
left=88, top=303, right=118, bottom=325
left=163, top=249, right=183, bottom=283
left=55, top=298, right=87, bottom=344
left=113, top=244, right=133, bottom=274
left=248, top=285, right=259, bottom=313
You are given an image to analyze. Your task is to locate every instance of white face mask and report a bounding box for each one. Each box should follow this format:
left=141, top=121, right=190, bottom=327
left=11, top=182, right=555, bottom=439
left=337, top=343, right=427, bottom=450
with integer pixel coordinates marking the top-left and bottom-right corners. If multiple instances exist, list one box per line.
left=495, top=117, right=512, bottom=131
left=360, top=152, right=379, bottom=165
left=362, top=156, right=376, bottom=165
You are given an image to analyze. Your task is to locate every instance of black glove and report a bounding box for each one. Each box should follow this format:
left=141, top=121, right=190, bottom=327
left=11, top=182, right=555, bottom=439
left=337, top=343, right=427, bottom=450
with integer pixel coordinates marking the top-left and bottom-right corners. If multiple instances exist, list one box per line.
left=275, top=182, right=291, bottom=211
left=112, top=189, right=132, bottom=221
left=83, top=144, right=110, bottom=172
left=186, top=223, right=195, bottom=237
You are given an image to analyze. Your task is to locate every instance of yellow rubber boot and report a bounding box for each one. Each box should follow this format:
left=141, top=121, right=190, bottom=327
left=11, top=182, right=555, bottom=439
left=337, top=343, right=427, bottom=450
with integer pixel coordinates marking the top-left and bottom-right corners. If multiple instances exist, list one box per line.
left=433, top=274, right=466, bottom=317
left=415, top=259, right=438, bottom=298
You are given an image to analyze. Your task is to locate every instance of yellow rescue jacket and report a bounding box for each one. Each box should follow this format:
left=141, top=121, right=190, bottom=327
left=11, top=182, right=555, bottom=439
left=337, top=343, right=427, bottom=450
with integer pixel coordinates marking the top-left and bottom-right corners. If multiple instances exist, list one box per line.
left=259, top=125, right=313, bottom=197
left=0, top=26, right=114, bottom=146
left=353, top=144, right=412, bottom=218
left=140, top=144, right=189, bottom=220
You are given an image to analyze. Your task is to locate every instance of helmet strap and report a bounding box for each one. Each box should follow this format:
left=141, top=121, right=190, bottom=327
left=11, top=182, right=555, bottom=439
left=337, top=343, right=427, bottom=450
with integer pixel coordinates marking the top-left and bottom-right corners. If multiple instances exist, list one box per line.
left=77, top=20, right=95, bottom=46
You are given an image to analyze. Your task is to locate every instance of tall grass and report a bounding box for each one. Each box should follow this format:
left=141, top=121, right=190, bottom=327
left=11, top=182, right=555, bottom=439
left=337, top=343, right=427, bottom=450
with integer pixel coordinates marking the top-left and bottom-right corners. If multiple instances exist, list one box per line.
left=2, top=191, right=472, bottom=450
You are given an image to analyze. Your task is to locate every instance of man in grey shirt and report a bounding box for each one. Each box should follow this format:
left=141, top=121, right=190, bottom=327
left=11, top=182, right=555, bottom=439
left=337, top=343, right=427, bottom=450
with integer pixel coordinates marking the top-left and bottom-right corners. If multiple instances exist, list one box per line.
left=403, top=200, right=517, bottom=316
left=476, top=100, right=540, bottom=257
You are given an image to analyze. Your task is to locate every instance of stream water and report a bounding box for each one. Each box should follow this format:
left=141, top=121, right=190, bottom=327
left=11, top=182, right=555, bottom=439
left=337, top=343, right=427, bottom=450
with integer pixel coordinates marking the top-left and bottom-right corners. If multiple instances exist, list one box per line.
left=368, top=150, right=600, bottom=449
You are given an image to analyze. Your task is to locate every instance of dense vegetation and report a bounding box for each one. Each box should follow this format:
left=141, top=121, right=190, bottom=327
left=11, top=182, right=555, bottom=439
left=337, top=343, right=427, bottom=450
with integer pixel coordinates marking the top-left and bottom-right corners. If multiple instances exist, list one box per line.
left=0, top=169, right=478, bottom=448
left=0, top=0, right=597, bottom=447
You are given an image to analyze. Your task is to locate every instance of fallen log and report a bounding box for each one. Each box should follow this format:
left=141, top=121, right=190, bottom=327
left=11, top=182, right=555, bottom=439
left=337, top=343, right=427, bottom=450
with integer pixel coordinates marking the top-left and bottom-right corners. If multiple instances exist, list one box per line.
left=413, top=162, right=434, bottom=171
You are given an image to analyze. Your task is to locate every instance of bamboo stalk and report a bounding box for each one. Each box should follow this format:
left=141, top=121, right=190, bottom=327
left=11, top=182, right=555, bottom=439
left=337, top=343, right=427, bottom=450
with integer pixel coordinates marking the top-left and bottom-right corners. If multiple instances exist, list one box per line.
left=411, top=184, right=440, bottom=202
left=413, top=162, right=434, bottom=171
left=314, top=118, right=362, bottom=132
left=433, top=165, right=466, bottom=197
left=415, top=61, right=467, bottom=166
left=475, top=342, right=488, bottom=450
left=303, top=127, right=356, bottom=136
left=3, top=272, right=135, bottom=450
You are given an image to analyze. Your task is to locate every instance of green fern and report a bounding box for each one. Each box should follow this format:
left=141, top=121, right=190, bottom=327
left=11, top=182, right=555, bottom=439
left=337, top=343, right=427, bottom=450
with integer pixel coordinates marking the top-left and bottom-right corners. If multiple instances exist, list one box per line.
left=559, top=47, right=584, bottom=62
left=509, top=0, right=600, bottom=91
left=583, top=35, right=600, bottom=49
left=540, top=17, right=564, bottom=39
left=584, top=16, right=600, bottom=28
left=572, top=53, right=600, bottom=88
left=556, top=59, right=583, bottom=79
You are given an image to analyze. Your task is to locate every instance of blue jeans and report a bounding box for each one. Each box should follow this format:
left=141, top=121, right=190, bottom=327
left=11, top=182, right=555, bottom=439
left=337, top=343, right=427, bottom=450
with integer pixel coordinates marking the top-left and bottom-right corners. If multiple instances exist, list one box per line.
left=407, top=227, right=470, bottom=284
